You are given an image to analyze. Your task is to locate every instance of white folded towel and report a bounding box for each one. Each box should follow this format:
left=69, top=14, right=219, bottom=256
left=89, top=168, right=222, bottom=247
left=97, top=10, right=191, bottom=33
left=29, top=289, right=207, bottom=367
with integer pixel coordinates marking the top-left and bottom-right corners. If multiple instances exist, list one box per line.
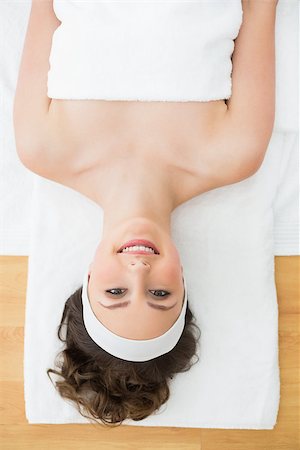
left=24, top=131, right=285, bottom=428
left=47, top=0, right=243, bottom=101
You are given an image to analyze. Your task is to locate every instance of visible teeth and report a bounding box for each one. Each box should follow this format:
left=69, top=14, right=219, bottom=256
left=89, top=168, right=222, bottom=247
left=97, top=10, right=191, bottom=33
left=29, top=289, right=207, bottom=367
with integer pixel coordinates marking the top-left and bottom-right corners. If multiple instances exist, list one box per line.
left=121, top=245, right=155, bottom=253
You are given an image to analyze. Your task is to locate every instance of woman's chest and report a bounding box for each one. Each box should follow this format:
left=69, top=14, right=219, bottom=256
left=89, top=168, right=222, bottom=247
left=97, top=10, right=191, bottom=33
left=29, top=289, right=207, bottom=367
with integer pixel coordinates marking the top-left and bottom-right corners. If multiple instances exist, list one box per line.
left=46, top=99, right=227, bottom=178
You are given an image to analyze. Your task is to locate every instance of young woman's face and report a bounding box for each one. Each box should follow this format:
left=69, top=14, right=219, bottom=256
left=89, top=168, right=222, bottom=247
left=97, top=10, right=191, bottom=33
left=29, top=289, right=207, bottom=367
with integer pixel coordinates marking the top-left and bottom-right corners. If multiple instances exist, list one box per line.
left=87, top=229, right=185, bottom=340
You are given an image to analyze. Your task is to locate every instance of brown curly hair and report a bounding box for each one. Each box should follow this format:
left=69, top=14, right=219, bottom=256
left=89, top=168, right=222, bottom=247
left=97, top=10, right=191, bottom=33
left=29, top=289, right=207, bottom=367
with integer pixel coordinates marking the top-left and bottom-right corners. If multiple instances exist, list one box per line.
left=47, top=285, right=201, bottom=427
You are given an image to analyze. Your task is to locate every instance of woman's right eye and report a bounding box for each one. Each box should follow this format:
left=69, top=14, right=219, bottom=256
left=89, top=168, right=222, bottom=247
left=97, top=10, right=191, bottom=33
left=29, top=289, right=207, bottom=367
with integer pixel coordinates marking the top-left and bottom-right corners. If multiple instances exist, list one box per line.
left=105, top=289, right=125, bottom=295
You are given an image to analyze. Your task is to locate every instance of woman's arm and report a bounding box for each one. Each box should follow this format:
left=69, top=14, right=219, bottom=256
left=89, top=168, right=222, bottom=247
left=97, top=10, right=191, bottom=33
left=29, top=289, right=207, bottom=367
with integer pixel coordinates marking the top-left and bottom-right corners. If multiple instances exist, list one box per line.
left=225, top=0, right=277, bottom=158
left=13, top=0, right=61, bottom=162
left=202, top=1, right=278, bottom=188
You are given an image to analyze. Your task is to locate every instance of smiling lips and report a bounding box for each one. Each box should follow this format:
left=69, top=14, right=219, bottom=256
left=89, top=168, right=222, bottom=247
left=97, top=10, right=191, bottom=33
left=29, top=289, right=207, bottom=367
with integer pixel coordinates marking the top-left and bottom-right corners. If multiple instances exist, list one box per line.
left=117, top=239, right=160, bottom=255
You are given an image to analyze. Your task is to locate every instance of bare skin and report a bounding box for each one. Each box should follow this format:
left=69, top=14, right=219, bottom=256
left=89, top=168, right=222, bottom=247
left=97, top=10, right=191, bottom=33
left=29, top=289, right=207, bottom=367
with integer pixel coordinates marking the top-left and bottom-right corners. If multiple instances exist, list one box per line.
left=13, top=0, right=277, bottom=339
left=45, top=98, right=230, bottom=204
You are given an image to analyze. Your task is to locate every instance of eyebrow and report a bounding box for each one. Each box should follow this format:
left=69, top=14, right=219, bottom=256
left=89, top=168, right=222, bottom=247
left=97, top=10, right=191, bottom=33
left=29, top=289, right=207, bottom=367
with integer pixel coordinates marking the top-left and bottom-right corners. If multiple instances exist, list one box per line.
left=98, top=301, right=177, bottom=311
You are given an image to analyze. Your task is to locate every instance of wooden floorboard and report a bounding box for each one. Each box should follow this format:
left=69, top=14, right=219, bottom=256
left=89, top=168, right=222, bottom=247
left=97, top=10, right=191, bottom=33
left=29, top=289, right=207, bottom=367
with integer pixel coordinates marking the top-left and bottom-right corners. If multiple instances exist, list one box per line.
left=0, top=255, right=299, bottom=450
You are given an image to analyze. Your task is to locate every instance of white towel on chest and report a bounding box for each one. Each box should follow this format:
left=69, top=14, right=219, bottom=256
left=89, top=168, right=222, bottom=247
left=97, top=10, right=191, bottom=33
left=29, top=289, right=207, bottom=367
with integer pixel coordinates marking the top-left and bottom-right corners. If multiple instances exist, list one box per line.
left=47, top=0, right=243, bottom=101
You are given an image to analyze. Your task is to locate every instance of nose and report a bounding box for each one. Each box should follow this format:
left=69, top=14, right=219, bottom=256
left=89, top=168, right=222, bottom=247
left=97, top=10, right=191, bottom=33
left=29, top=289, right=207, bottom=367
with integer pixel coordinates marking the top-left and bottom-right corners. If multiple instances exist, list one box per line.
left=128, top=259, right=150, bottom=270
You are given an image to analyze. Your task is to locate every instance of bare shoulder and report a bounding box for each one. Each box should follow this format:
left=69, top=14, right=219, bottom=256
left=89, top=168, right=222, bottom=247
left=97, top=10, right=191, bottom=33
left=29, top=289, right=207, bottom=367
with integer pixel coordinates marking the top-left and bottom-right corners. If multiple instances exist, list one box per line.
left=16, top=111, right=77, bottom=186
left=201, top=110, right=272, bottom=190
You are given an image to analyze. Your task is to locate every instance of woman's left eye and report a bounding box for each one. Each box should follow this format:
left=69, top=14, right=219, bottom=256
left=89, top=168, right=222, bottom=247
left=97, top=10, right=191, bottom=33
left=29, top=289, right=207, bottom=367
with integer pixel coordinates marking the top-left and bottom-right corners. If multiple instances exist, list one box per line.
left=106, top=289, right=125, bottom=295
left=149, top=290, right=170, bottom=297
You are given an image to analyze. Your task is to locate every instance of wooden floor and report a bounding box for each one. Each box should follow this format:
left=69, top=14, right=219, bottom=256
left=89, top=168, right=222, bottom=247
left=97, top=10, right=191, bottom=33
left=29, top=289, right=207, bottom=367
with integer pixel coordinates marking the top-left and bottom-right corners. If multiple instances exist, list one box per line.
left=0, top=255, right=299, bottom=450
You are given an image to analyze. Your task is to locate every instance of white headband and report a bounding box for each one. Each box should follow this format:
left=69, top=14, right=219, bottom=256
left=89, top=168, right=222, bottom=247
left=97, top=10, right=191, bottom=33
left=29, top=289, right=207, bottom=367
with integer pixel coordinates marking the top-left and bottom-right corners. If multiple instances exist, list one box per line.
left=81, top=269, right=188, bottom=362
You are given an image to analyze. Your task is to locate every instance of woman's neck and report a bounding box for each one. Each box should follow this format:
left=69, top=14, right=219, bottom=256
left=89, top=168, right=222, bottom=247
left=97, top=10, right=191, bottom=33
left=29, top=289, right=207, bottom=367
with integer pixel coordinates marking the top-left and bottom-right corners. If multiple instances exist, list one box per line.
left=93, top=163, right=177, bottom=240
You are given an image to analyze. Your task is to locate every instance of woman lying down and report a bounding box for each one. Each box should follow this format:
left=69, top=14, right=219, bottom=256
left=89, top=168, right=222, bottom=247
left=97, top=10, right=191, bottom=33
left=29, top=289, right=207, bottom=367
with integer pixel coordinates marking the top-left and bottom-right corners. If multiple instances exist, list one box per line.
left=13, top=0, right=278, bottom=426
